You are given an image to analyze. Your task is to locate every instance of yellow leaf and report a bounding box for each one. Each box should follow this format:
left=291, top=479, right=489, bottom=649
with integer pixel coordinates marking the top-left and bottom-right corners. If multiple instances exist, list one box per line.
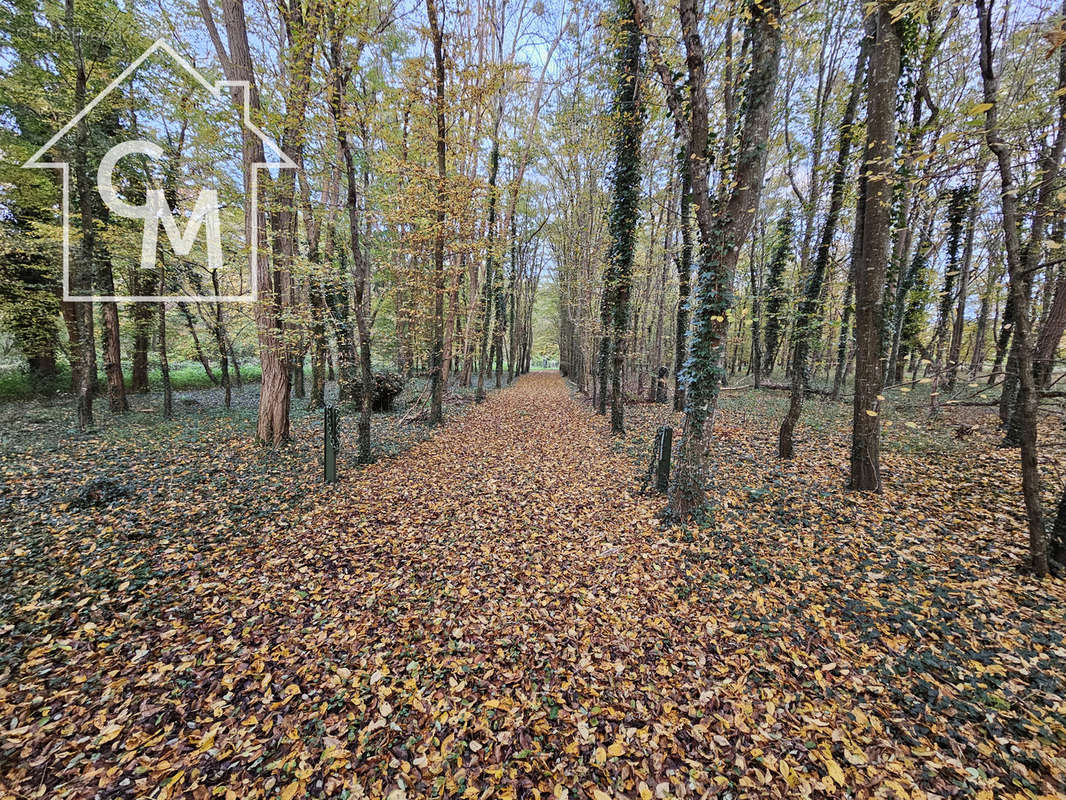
left=968, top=101, right=994, bottom=115
left=97, top=723, right=123, bottom=745
left=592, top=746, right=607, bottom=765
left=607, top=741, right=625, bottom=757
left=825, top=757, right=846, bottom=786
left=865, top=409, right=878, bottom=417
left=593, top=791, right=612, bottom=800
left=281, top=780, right=301, bottom=800
left=638, top=783, right=653, bottom=800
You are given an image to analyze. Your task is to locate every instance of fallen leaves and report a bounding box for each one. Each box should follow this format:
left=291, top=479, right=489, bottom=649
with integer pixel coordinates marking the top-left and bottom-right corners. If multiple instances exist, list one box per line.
left=0, top=374, right=1064, bottom=798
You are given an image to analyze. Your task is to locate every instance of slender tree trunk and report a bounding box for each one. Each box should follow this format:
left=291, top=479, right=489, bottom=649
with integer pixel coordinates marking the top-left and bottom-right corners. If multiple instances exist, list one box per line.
left=158, top=299, right=172, bottom=419
left=947, top=184, right=979, bottom=390
left=178, top=302, right=219, bottom=385
left=1034, top=270, right=1066, bottom=388
left=603, top=0, right=644, bottom=434
left=211, top=273, right=232, bottom=409
left=66, top=0, right=95, bottom=429
left=674, top=152, right=692, bottom=410
left=427, top=0, right=447, bottom=425
left=328, top=19, right=373, bottom=463
left=849, top=4, right=901, bottom=492
left=667, top=0, right=782, bottom=520
left=748, top=225, right=763, bottom=390
left=780, top=37, right=868, bottom=458
left=476, top=131, right=500, bottom=403
left=969, top=264, right=996, bottom=378
left=977, top=0, right=1064, bottom=576
left=832, top=175, right=864, bottom=402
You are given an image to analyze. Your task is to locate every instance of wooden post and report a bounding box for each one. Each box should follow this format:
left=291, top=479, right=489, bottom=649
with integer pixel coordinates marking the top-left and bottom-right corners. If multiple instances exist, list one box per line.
left=655, top=425, right=672, bottom=493
left=324, top=405, right=339, bottom=484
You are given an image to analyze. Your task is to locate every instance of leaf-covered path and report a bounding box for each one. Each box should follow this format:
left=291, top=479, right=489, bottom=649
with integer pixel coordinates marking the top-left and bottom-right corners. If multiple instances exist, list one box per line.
left=3, top=372, right=1065, bottom=799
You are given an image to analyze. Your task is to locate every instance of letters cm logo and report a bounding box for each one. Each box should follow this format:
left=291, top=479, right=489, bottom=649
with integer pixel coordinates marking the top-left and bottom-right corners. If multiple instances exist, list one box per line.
left=21, top=38, right=296, bottom=303
left=97, top=139, right=223, bottom=274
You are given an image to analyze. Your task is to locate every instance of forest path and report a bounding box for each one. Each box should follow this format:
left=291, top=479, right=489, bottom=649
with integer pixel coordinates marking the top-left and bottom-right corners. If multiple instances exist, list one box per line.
left=315, top=369, right=668, bottom=610
left=259, top=370, right=709, bottom=793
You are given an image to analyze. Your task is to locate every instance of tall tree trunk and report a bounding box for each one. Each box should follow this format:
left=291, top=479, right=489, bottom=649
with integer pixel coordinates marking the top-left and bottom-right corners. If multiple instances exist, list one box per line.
left=158, top=302, right=172, bottom=419
left=95, top=212, right=128, bottom=413
left=946, top=184, right=980, bottom=390
left=674, top=151, right=692, bottom=409
left=748, top=225, right=762, bottom=390
left=831, top=170, right=864, bottom=402
left=211, top=271, right=232, bottom=408
left=780, top=37, right=867, bottom=458
left=476, top=128, right=501, bottom=402
left=201, top=0, right=290, bottom=443
left=66, top=0, right=94, bottom=429
left=427, top=0, right=447, bottom=425
left=328, top=17, right=373, bottom=463
left=130, top=297, right=152, bottom=394
left=849, top=4, right=901, bottom=492
left=666, top=0, right=782, bottom=520
left=977, top=0, right=1064, bottom=576
left=603, top=0, right=644, bottom=434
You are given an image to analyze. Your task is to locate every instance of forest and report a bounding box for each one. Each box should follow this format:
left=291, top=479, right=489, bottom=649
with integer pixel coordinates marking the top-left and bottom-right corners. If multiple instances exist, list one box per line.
left=2, top=0, right=1066, bottom=796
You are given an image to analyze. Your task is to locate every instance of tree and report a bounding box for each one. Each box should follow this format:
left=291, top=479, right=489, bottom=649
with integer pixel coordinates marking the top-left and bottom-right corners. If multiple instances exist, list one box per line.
left=849, top=3, right=902, bottom=492
left=644, top=0, right=783, bottom=520
left=598, top=0, right=644, bottom=434
left=761, top=209, right=794, bottom=375
left=977, top=0, right=1066, bottom=576
left=327, top=8, right=375, bottom=463
left=200, top=0, right=291, bottom=444
left=427, top=0, right=447, bottom=426
left=779, top=37, right=868, bottom=459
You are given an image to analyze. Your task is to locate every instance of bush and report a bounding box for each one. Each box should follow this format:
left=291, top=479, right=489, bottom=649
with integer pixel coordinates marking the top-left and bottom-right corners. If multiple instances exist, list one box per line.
left=350, top=371, right=406, bottom=412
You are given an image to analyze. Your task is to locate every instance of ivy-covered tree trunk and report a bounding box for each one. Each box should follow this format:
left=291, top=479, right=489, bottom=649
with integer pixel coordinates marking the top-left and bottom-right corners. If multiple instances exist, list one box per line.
left=327, top=18, right=373, bottom=463
left=748, top=226, right=762, bottom=390
left=849, top=2, right=901, bottom=492
left=931, top=187, right=970, bottom=375
left=427, top=0, right=447, bottom=426
left=600, top=0, right=644, bottom=434
left=671, top=153, right=693, bottom=411
left=668, top=0, right=782, bottom=521
left=887, top=203, right=937, bottom=384
left=946, top=185, right=979, bottom=390
left=66, top=0, right=94, bottom=430
left=779, top=38, right=867, bottom=458
left=761, top=209, right=793, bottom=375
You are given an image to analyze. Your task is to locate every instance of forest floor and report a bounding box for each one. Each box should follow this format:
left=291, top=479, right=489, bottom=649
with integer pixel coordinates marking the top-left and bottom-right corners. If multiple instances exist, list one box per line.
left=2, top=372, right=1065, bottom=799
